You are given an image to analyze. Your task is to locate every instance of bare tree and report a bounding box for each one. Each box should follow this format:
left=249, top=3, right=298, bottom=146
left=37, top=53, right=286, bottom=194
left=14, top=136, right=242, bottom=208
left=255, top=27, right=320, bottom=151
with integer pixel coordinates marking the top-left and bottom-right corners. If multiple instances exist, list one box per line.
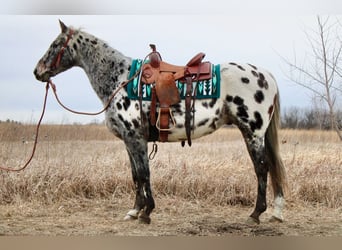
left=283, top=16, right=342, bottom=140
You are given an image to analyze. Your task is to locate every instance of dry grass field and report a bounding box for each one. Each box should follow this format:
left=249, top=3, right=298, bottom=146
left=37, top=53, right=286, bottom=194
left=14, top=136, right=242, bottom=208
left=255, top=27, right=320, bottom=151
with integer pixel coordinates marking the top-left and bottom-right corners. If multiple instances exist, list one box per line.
left=0, top=123, right=341, bottom=236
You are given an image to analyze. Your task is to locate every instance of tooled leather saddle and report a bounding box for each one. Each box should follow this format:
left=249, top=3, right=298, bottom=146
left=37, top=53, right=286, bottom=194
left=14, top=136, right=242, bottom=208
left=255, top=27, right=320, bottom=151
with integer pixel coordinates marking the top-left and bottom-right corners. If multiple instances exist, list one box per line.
left=140, top=44, right=212, bottom=146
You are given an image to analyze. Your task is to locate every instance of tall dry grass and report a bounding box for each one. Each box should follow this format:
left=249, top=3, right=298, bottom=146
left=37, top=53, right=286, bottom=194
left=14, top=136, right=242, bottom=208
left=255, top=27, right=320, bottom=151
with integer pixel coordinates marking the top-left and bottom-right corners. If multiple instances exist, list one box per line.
left=0, top=123, right=113, bottom=142
left=0, top=123, right=341, bottom=209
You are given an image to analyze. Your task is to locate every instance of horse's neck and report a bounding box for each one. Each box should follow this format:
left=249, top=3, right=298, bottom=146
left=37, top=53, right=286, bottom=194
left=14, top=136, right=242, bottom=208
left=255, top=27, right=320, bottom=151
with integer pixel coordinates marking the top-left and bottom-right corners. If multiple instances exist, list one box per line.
left=76, top=31, right=132, bottom=102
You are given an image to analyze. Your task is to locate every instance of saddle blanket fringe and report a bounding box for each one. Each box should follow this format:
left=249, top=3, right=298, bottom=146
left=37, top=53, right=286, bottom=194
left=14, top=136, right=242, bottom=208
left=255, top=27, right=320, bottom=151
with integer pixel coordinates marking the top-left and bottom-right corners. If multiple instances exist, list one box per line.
left=126, top=59, right=221, bottom=100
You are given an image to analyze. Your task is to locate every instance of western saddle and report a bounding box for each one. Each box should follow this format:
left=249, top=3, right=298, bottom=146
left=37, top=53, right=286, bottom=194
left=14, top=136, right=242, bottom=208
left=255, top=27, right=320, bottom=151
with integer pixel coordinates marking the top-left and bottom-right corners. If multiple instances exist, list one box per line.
left=140, top=44, right=212, bottom=146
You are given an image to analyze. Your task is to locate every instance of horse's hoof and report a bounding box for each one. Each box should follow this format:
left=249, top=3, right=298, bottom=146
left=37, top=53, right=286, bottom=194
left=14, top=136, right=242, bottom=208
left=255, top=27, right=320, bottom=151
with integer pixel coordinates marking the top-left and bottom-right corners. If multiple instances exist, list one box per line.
left=269, top=215, right=283, bottom=223
left=138, top=212, right=151, bottom=224
left=123, top=209, right=139, bottom=221
left=124, top=214, right=138, bottom=221
left=138, top=216, right=151, bottom=224
left=246, top=216, right=260, bottom=225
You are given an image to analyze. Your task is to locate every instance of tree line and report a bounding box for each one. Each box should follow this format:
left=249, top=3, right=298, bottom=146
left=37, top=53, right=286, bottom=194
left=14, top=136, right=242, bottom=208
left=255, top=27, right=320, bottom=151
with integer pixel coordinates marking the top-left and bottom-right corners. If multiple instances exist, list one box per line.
left=281, top=106, right=342, bottom=130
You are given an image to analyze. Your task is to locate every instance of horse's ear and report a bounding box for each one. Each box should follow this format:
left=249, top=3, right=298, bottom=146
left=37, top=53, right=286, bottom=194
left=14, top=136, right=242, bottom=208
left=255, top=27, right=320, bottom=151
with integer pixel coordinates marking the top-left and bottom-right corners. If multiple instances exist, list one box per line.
left=59, top=19, right=68, bottom=33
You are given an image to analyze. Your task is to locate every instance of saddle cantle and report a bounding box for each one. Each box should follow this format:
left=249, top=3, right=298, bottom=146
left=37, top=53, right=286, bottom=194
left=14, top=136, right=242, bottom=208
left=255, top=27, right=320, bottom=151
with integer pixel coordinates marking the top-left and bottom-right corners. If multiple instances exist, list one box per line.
left=139, top=44, right=213, bottom=145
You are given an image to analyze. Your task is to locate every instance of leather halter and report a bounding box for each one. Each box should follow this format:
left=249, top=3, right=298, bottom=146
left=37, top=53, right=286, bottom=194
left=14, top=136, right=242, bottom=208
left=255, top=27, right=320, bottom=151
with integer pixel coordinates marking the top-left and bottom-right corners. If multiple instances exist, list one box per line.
left=50, top=29, right=74, bottom=69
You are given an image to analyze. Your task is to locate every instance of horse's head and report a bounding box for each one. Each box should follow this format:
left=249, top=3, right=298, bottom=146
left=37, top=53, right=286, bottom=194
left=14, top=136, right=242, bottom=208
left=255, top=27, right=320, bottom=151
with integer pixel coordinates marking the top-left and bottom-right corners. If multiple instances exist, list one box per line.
left=34, top=20, right=78, bottom=82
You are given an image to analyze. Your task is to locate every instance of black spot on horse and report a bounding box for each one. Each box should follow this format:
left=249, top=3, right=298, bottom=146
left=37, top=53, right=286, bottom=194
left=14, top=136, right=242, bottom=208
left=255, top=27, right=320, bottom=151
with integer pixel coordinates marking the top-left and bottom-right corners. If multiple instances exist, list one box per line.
left=79, top=35, right=83, bottom=40
left=91, top=40, right=98, bottom=45
left=198, top=118, right=209, bottom=127
left=123, top=120, right=132, bottom=131
left=249, top=121, right=257, bottom=132
left=237, top=105, right=249, bottom=120
left=176, top=124, right=184, bottom=129
left=237, top=65, right=245, bottom=71
left=241, top=117, right=249, bottom=123
left=118, top=114, right=124, bottom=122
left=209, top=98, right=217, bottom=108
left=229, top=62, right=237, bottom=66
left=132, top=119, right=140, bottom=129
left=254, top=90, right=264, bottom=103
left=116, top=102, right=122, bottom=110
left=251, top=70, right=259, bottom=77
left=135, top=103, right=140, bottom=111
left=73, top=43, right=78, bottom=51
left=202, top=102, right=208, bottom=108
left=249, top=111, right=263, bottom=132
left=241, top=77, right=250, bottom=84
left=257, top=72, right=268, bottom=89
left=173, top=103, right=182, bottom=114
left=254, top=112, right=263, bottom=128
left=257, top=79, right=264, bottom=88
left=248, top=63, right=257, bottom=70
left=233, top=96, right=244, bottom=106
left=226, top=95, right=233, bottom=102
left=123, top=97, right=131, bottom=111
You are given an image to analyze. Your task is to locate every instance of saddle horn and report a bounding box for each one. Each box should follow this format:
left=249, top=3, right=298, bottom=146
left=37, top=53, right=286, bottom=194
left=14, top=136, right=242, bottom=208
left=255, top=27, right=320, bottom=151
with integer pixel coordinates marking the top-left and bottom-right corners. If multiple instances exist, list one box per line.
left=149, top=44, right=161, bottom=68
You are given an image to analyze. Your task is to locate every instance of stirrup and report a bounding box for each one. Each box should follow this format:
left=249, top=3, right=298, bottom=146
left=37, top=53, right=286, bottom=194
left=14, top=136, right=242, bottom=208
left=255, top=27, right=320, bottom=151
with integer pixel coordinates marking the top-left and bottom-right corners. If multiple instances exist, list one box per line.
left=155, top=108, right=177, bottom=131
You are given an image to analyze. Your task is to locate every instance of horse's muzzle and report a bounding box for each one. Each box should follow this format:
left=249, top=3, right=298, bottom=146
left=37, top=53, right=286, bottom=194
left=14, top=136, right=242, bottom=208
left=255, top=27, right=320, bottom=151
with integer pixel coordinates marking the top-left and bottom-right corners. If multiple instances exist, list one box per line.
left=34, top=62, right=51, bottom=82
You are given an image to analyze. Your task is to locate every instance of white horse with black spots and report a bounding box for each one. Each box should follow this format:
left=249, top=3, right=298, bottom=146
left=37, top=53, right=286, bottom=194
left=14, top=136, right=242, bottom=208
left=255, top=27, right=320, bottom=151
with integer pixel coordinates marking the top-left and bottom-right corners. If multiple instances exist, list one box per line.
left=34, top=21, right=286, bottom=225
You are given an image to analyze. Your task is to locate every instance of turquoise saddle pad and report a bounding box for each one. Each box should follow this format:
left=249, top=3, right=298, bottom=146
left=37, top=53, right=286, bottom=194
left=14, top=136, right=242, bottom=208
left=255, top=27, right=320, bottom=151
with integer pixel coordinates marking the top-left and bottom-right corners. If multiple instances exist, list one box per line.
left=126, top=59, right=220, bottom=101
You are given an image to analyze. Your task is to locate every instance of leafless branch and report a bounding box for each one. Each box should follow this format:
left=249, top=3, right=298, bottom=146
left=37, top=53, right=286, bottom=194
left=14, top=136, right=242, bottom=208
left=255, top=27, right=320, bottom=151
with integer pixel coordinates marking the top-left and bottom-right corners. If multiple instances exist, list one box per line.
left=280, top=15, right=342, bottom=140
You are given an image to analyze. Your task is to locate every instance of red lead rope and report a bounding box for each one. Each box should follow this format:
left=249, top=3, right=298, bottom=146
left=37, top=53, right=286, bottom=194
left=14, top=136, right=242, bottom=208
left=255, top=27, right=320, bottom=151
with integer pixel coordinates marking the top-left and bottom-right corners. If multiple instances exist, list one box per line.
left=48, top=79, right=128, bottom=116
left=0, top=82, right=50, bottom=172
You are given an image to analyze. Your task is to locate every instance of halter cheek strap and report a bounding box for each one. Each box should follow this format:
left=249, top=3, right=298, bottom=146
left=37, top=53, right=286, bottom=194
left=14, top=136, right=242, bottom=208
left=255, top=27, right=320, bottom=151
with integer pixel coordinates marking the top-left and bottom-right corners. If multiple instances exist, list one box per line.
left=51, top=29, right=74, bottom=69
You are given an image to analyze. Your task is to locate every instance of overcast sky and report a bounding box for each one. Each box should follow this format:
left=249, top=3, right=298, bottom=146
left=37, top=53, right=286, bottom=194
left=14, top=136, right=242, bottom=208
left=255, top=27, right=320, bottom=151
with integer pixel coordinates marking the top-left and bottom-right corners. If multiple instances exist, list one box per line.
left=1, top=1, right=341, bottom=124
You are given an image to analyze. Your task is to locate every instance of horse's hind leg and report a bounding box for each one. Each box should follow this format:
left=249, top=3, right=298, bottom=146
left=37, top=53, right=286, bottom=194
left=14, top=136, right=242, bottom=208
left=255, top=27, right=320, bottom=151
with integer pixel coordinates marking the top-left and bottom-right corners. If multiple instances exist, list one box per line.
left=244, top=136, right=269, bottom=224
left=123, top=140, right=155, bottom=224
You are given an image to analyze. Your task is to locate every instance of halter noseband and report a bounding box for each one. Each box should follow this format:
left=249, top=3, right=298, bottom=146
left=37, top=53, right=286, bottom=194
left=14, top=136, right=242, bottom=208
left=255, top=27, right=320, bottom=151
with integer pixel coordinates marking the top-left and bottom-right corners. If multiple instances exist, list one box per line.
left=50, top=29, right=74, bottom=70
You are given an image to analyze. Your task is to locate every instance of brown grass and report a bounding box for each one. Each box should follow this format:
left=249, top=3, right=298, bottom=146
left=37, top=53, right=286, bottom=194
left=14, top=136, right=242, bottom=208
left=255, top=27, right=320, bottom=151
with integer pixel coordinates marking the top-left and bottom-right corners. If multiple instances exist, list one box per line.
left=0, top=124, right=341, bottom=210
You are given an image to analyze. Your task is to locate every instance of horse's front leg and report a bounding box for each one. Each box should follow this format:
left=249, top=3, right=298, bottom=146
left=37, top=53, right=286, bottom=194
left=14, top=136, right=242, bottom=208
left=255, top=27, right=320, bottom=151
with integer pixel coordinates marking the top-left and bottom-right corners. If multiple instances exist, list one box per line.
left=123, top=139, right=155, bottom=224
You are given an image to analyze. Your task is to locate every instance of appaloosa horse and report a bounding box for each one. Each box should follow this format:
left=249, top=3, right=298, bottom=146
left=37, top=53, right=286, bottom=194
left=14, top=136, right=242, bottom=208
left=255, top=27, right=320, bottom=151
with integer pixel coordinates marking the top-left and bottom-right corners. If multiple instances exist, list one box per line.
left=34, top=20, right=286, bottom=224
